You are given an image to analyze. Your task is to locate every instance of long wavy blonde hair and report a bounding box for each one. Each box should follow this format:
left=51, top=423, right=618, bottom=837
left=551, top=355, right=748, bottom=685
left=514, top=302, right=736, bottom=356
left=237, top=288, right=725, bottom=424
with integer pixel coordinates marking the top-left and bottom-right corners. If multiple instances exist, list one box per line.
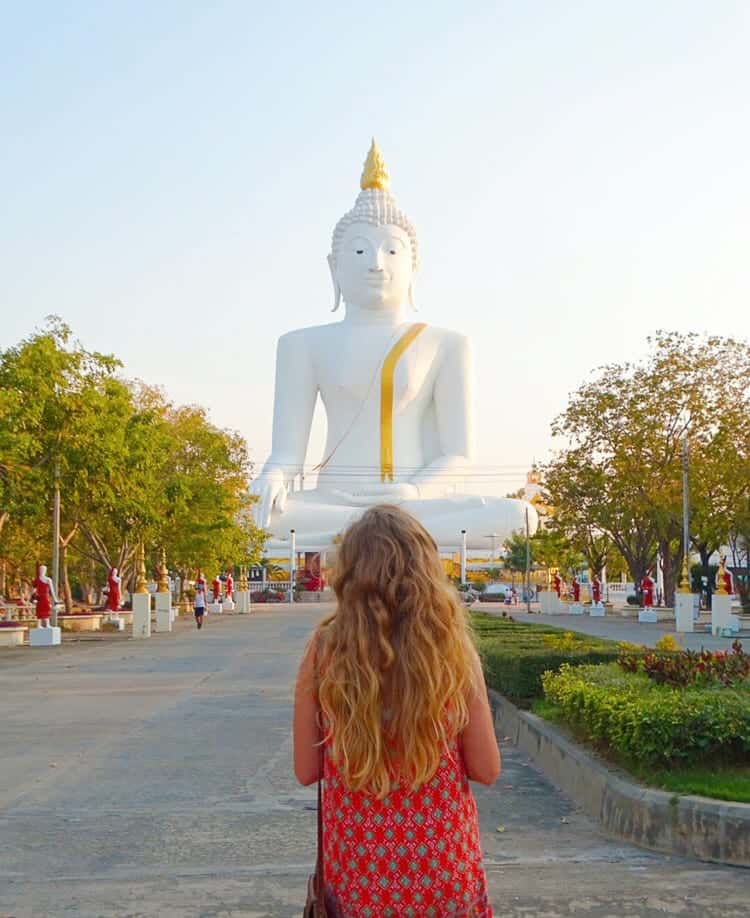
left=316, top=505, right=477, bottom=798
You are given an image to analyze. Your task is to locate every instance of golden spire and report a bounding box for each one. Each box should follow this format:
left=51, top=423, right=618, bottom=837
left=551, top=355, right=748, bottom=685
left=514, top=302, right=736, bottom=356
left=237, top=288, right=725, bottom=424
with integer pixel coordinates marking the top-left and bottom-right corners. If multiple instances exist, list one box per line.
left=135, top=544, right=149, bottom=595
left=360, top=138, right=391, bottom=192
left=716, top=556, right=728, bottom=595
left=157, top=547, right=170, bottom=594
left=678, top=554, right=691, bottom=594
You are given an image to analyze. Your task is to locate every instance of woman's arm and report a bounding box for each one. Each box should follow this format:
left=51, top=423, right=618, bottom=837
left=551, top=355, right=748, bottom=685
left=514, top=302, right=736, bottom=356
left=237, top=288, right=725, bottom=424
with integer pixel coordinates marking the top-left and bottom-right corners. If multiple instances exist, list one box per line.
left=292, top=632, right=323, bottom=786
left=459, top=646, right=501, bottom=786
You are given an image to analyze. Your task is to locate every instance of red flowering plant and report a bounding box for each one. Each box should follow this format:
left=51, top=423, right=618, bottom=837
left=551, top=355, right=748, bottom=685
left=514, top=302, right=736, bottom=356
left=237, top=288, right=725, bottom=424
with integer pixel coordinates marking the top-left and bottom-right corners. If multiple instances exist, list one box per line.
left=619, top=640, right=749, bottom=687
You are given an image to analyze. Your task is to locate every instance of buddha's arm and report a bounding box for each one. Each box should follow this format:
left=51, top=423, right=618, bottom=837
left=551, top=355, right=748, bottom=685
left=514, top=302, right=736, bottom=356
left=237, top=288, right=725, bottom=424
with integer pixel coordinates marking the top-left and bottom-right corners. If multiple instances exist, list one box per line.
left=252, top=331, right=318, bottom=525
left=267, top=331, right=318, bottom=471
left=409, top=334, right=475, bottom=498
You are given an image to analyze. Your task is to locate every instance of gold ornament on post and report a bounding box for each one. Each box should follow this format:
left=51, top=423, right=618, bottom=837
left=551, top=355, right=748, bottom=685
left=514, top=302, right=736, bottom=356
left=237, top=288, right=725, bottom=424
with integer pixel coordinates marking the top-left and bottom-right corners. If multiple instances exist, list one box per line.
left=239, top=565, right=248, bottom=592
left=134, top=544, right=149, bottom=595
left=157, top=547, right=170, bottom=594
left=716, top=556, right=728, bottom=596
left=678, top=554, right=691, bottom=594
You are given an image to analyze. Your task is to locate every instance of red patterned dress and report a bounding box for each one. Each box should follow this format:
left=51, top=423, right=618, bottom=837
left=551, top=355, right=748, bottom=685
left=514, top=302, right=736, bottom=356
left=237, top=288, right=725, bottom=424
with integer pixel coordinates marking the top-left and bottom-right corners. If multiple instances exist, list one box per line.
left=322, top=741, right=492, bottom=917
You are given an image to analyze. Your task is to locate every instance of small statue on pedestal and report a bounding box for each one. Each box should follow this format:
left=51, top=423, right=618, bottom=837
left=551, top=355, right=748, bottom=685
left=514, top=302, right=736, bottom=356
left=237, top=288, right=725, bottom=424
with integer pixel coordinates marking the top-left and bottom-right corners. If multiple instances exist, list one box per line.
left=212, top=576, right=222, bottom=604
left=552, top=571, right=562, bottom=598
left=571, top=577, right=581, bottom=603
left=591, top=574, right=602, bottom=604
left=225, top=570, right=234, bottom=601
left=105, top=567, right=122, bottom=613
left=640, top=570, right=655, bottom=609
left=32, top=563, right=58, bottom=627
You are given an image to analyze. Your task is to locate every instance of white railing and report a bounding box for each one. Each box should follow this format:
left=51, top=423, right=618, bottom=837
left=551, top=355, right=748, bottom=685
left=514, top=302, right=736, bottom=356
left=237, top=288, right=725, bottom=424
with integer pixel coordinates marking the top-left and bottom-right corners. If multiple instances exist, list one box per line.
left=1, top=602, right=35, bottom=622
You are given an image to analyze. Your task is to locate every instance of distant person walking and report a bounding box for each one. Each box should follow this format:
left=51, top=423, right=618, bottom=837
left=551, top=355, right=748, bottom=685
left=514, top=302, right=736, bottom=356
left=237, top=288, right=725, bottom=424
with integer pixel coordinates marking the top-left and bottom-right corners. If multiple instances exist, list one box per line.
left=194, top=572, right=207, bottom=629
left=294, top=505, right=499, bottom=917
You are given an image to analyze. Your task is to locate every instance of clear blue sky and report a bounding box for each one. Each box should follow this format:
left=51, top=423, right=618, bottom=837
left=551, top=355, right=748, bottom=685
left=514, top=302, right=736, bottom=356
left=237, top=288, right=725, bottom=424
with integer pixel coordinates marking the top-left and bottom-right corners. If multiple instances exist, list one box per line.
left=2, top=1, right=748, bottom=490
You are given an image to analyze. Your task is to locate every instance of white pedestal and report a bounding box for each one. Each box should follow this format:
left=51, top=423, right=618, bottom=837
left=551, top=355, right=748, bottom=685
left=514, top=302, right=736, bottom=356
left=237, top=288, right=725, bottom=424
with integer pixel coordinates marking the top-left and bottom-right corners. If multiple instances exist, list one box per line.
left=208, top=602, right=222, bottom=614
left=235, top=590, right=250, bottom=614
left=589, top=602, right=605, bottom=617
left=675, top=593, right=694, bottom=633
left=154, top=592, right=173, bottom=633
left=711, top=594, right=733, bottom=635
left=132, top=593, right=151, bottom=639
left=638, top=609, right=658, bottom=623
left=222, top=599, right=236, bottom=613
left=105, top=614, right=125, bottom=631
left=539, top=591, right=562, bottom=614
left=569, top=603, right=584, bottom=615
left=0, top=625, right=28, bottom=646
left=30, top=626, right=61, bottom=647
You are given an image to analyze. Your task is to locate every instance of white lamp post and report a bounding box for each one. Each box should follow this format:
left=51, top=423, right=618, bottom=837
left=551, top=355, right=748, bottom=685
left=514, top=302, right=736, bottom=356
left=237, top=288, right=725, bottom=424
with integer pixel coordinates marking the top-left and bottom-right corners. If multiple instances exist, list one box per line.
left=460, top=529, right=467, bottom=586
left=289, top=529, right=296, bottom=604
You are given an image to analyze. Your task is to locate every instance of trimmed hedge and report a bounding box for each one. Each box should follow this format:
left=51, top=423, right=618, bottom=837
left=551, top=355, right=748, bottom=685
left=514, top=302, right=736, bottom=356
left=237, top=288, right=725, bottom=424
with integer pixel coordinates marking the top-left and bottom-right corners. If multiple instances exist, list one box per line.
left=542, top=662, right=750, bottom=767
left=472, top=613, right=620, bottom=706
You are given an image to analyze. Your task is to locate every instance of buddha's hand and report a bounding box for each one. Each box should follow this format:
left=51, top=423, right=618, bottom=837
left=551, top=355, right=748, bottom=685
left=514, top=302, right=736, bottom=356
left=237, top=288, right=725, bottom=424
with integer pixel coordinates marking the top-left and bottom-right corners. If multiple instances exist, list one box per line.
left=250, top=468, right=289, bottom=528
left=330, top=483, right=420, bottom=507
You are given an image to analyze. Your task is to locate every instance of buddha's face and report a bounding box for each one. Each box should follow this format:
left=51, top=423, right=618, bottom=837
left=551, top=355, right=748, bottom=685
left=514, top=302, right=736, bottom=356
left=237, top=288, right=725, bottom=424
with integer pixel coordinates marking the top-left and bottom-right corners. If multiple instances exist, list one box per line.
left=334, top=222, right=413, bottom=310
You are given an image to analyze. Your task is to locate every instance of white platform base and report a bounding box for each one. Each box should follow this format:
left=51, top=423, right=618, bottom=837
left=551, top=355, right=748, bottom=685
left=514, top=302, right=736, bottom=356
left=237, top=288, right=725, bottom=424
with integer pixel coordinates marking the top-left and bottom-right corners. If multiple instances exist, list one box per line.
left=638, top=609, right=658, bottom=623
left=568, top=603, right=584, bottom=615
left=208, top=602, right=222, bottom=614
left=711, top=594, right=733, bottom=635
left=132, top=593, right=151, bottom=639
left=0, top=625, right=28, bottom=646
left=222, top=599, right=236, bottom=613
left=154, top=593, right=173, bottom=633
left=675, top=593, right=694, bottom=633
left=105, top=614, right=125, bottom=631
left=235, top=591, right=250, bottom=614
left=539, top=591, right=562, bottom=614
left=30, top=626, right=61, bottom=647
left=589, top=602, right=606, bottom=617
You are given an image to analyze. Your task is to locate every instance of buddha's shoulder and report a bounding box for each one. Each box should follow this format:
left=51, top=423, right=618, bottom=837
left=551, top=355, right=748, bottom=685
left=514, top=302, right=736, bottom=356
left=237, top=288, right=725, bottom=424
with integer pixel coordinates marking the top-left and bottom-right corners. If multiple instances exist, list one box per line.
left=277, top=323, right=340, bottom=346
left=277, top=322, right=469, bottom=348
left=423, top=325, right=470, bottom=349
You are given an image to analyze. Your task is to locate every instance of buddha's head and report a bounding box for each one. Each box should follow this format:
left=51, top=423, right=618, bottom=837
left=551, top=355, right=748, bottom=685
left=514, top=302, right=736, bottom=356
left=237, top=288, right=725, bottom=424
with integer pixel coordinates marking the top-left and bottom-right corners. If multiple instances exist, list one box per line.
left=38, top=564, right=46, bottom=578
left=329, top=139, right=419, bottom=312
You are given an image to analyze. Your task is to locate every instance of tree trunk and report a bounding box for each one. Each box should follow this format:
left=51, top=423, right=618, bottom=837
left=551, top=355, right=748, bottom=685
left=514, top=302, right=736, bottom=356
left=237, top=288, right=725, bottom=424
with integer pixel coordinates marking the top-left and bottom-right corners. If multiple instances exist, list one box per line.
left=60, top=541, right=73, bottom=613
left=59, top=524, right=79, bottom=614
left=698, top=542, right=713, bottom=610
left=658, top=538, right=680, bottom=609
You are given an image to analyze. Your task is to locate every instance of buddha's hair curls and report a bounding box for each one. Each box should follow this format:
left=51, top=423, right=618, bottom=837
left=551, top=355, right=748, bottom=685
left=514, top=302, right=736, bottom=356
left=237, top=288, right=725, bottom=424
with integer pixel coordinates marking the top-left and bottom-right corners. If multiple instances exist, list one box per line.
left=315, top=505, right=477, bottom=799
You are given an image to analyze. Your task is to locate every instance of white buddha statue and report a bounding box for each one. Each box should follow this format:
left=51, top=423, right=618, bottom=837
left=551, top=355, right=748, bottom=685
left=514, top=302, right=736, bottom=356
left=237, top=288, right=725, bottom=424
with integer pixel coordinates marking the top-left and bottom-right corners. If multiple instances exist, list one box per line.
left=252, top=140, right=538, bottom=550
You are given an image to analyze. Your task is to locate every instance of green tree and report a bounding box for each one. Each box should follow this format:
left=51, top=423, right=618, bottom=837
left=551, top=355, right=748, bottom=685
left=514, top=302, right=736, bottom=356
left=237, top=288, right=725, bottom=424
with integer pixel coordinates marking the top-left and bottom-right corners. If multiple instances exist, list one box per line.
left=546, top=331, right=750, bottom=606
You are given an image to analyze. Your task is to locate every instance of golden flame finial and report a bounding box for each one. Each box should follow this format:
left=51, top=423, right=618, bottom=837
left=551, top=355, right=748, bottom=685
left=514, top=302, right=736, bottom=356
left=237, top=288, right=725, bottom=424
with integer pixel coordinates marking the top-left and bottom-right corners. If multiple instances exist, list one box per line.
left=360, top=138, right=391, bottom=192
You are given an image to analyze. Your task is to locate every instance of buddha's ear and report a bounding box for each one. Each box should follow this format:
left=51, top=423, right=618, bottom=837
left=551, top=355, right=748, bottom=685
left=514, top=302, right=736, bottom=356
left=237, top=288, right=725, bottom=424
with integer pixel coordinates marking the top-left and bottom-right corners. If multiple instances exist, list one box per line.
left=408, top=276, right=418, bottom=312
left=327, top=254, right=341, bottom=312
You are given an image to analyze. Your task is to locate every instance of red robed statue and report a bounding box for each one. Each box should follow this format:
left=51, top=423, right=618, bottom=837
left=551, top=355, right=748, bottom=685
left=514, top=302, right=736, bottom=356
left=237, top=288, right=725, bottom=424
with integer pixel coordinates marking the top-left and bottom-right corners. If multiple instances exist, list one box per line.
left=225, top=572, right=234, bottom=599
left=212, top=576, right=222, bottom=603
left=572, top=578, right=581, bottom=602
left=33, top=563, right=53, bottom=621
left=640, top=571, right=655, bottom=608
left=106, top=567, right=121, bottom=612
left=592, top=575, right=602, bottom=604
left=552, top=572, right=562, bottom=598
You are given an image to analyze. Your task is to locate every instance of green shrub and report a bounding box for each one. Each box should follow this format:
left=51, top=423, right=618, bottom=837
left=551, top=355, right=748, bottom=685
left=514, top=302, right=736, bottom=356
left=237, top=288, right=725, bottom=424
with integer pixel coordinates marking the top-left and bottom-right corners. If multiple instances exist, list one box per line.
left=472, top=613, right=620, bottom=706
left=542, top=662, right=750, bottom=767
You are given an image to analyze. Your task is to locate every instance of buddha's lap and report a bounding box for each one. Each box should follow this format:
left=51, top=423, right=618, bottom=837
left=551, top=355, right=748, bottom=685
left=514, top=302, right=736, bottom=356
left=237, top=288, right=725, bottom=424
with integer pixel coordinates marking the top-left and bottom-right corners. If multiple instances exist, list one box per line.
left=269, top=491, right=529, bottom=536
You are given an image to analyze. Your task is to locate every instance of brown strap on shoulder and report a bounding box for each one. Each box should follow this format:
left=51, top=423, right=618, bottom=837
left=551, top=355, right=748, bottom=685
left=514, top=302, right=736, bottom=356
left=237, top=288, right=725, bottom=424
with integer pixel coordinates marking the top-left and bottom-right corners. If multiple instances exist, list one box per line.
left=313, top=633, right=325, bottom=896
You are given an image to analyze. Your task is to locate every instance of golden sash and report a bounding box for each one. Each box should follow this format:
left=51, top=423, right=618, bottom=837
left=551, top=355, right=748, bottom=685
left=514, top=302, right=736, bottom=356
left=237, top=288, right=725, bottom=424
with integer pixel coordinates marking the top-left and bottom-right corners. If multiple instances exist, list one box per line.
left=380, top=323, right=427, bottom=482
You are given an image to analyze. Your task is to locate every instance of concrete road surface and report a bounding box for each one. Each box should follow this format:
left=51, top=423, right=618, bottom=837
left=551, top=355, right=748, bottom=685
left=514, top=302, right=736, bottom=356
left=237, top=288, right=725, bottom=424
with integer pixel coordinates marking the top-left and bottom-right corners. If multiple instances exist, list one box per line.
left=0, top=606, right=747, bottom=917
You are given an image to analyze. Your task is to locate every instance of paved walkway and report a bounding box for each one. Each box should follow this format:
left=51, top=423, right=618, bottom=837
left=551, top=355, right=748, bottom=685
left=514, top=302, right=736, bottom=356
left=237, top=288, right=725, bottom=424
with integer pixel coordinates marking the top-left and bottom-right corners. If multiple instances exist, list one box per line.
left=476, top=603, right=748, bottom=650
left=1, top=607, right=747, bottom=917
